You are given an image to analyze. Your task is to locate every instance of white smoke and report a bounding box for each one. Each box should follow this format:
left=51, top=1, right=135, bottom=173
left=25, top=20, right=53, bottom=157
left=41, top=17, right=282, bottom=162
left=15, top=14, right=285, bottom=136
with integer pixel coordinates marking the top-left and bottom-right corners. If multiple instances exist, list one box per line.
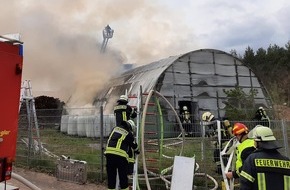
left=0, top=0, right=200, bottom=106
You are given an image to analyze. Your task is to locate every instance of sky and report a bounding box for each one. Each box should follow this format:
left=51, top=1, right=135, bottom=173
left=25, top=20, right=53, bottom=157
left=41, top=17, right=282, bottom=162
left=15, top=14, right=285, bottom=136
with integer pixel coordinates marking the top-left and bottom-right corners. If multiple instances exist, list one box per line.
left=1, top=0, right=289, bottom=106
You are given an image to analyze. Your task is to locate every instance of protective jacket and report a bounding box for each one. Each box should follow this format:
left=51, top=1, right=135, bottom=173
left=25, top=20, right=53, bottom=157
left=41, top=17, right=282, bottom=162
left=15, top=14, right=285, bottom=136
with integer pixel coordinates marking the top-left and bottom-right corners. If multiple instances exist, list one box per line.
left=105, top=125, right=139, bottom=190
left=181, top=110, right=191, bottom=123
left=105, top=126, right=138, bottom=159
left=240, top=149, right=290, bottom=190
left=253, top=108, right=270, bottom=127
left=203, top=119, right=232, bottom=174
left=232, top=138, right=255, bottom=178
left=114, top=103, right=137, bottom=126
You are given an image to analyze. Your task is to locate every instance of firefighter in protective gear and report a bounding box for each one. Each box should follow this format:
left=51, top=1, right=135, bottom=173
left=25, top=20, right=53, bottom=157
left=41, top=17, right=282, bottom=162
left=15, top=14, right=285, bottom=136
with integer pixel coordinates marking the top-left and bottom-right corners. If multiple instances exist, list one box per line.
left=202, top=111, right=215, bottom=122
left=181, top=106, right=191, bottom=123
left=253, top=106, right=270, bottom=127
left=126, top=120, right=138, bottom=176
left=201, top=111, right=216, bottom=137
left=105, top=120, right=139, bottom=190
left=223, top=119, right=233, bottom=137
left=240, top=125, right=290, bottom=190
left=114, top=95, right=137, bottom=126
left=225, top=123, right=255, bottom=179
left=181, top=106, right=191, bottom=136
left=201, top=112, right=231, bottom=139
left=201, top=112, right=232, bottom=174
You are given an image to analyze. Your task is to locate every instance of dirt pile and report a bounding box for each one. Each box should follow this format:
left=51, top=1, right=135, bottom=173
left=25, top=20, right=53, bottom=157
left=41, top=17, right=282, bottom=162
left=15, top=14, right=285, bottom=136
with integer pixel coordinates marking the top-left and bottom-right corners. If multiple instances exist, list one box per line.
left=273, top=104, right=290, bottom=120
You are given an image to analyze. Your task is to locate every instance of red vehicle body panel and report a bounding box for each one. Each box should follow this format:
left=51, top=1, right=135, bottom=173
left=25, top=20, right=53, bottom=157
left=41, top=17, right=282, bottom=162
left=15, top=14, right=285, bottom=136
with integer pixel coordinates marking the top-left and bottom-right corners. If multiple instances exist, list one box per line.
left=0, top=41, right=23, bottom=160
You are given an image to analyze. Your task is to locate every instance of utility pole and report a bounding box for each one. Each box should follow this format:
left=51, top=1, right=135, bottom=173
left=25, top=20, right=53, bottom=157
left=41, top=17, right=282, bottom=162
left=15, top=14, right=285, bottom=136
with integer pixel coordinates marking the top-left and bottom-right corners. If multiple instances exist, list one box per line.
left=100, top=25, right=114, bottom=53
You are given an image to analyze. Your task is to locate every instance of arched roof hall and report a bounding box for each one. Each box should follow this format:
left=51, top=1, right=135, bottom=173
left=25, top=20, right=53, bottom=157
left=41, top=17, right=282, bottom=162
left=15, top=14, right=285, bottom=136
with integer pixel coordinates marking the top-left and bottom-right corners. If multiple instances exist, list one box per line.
left=94, top=48, right=272, bottom=122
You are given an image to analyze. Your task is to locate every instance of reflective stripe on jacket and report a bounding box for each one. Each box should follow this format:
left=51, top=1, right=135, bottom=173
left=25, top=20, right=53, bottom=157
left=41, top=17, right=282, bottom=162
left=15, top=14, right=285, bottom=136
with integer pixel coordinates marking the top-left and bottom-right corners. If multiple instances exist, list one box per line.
left=240, top=149, right=290, bottom=190
left=105, top=126, right=138, bottom=160
left=114, top=104, right=137, bottom=126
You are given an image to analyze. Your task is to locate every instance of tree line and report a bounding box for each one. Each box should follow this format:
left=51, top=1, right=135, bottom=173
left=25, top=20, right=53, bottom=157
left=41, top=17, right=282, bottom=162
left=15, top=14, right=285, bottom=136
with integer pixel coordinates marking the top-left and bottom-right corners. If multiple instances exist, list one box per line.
left=233, top=41, right=290, bottom=105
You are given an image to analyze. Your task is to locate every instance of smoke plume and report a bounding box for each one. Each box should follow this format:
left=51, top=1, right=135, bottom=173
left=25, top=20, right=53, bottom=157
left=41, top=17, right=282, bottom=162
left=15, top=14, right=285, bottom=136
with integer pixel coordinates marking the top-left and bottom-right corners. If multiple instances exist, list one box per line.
left=0, top=0, right=199, bottom=106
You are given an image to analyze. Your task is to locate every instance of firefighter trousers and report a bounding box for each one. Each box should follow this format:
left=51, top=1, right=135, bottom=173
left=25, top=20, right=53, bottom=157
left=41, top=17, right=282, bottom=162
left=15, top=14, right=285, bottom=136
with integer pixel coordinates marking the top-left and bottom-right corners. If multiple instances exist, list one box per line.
left=106, top=154, right=129, bottom=190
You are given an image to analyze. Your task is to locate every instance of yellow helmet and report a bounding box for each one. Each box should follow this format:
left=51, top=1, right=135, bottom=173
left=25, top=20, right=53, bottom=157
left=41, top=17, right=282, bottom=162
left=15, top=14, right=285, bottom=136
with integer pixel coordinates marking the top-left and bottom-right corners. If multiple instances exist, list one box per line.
left=202, top=112, right=214, bottom=122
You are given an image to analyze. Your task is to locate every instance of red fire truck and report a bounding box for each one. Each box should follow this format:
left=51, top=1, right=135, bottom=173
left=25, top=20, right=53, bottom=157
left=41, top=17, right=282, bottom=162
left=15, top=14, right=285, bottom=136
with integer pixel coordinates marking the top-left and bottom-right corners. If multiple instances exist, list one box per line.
left=0, top=35, right=23, bottom=182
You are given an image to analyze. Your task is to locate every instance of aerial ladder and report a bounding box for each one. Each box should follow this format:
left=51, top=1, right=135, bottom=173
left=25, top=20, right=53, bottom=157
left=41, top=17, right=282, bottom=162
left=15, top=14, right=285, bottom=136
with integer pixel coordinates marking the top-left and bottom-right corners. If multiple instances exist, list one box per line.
left=100, top=25, right=114, bottom=53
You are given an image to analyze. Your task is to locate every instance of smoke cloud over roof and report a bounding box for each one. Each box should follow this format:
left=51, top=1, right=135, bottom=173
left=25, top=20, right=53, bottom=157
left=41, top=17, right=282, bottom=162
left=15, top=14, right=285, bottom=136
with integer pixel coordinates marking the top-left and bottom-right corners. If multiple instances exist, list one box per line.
left=0, top=0, right=199, bottom=105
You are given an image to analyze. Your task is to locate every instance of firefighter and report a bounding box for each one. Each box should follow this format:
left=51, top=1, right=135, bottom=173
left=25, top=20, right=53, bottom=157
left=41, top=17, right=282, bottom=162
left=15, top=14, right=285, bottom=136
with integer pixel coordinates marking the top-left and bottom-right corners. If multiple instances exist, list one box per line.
left=202, top=111, right=215, bottom=123
left=253, top=106, right=270, bottom=127
left=240, top=125, right=290, bottom=190
left=114, top=95, right=137, bottom=126
left=201, top=112, right=232, bottom=140
left=201, top=111, right=216, bottom=137
left=181, top=106, right=191, bottom=136
left=105, top=120, right=139, bottom=190
left=225, top=123, right=255, bottom=179
left=201, top=112, right=232, bottom=174
left=127, top=125, right=137, bottom=176
left=127, top=147, right=136, bottom=176
left=181, top=106, right=191, bottom=123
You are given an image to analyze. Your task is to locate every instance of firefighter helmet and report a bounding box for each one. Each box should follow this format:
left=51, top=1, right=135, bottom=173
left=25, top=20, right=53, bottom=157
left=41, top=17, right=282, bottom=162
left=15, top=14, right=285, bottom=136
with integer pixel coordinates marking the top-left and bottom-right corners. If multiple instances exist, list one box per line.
left=250, top=125, right=276, bottom=142
left=202, top=112, right=214, bottom=122
left=232, top=123, right=249, bottom=136
left=117, top=95, right=128, bottom=103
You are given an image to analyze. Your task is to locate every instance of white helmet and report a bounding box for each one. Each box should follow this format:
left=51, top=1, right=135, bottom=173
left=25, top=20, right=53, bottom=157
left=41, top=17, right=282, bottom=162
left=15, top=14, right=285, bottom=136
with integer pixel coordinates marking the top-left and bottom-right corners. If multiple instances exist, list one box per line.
left=258, top=106, right=264, bottom=110
left=202, top=112, right=214, bottom=122
left=118, top=95, right=128, bottom=103
left=183, top=106, right=188, bottom=111
left=248, top=125, right=281, bottom=149
left=249, top=125, right=276, bottom=142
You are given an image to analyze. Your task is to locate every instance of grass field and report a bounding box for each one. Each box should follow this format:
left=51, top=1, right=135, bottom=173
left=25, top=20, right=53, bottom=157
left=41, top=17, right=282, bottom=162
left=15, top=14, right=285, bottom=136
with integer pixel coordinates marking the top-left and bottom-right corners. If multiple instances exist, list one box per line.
left=16, top=127, right=230, bottom=189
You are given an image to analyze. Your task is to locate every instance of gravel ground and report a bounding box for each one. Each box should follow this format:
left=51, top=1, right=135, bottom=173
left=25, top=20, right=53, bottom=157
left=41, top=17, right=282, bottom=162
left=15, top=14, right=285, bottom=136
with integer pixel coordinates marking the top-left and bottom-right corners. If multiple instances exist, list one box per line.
left=3, top=167, right=107, bottom=190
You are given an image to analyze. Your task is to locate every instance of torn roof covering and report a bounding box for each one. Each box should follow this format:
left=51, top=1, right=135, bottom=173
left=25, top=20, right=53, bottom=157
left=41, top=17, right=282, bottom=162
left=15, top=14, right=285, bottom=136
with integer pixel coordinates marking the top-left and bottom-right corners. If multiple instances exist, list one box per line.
left=93, top=48, right=271, bottom=117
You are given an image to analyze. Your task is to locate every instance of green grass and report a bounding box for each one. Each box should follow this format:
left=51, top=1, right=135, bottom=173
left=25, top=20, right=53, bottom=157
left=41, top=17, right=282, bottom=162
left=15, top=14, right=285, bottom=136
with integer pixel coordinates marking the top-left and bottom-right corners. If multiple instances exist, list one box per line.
left=135, top=136, right=224, bottom=189
left=16, top=127, right=104, bottom=182
left=16, top=127, right=225, bottom=188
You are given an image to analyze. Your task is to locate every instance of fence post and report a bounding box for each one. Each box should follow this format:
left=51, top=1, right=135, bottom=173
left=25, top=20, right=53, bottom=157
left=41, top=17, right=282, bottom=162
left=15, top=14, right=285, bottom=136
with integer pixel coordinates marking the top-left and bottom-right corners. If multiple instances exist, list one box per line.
left=100, top=106, right=104, bottom=181
left=281, top=120, right=289, bottom=157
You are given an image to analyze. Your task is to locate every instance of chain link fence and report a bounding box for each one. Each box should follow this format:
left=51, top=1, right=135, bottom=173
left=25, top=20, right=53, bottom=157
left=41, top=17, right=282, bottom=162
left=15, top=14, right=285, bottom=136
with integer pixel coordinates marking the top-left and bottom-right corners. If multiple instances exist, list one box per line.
left=16, top=108, right=290, bottom=189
